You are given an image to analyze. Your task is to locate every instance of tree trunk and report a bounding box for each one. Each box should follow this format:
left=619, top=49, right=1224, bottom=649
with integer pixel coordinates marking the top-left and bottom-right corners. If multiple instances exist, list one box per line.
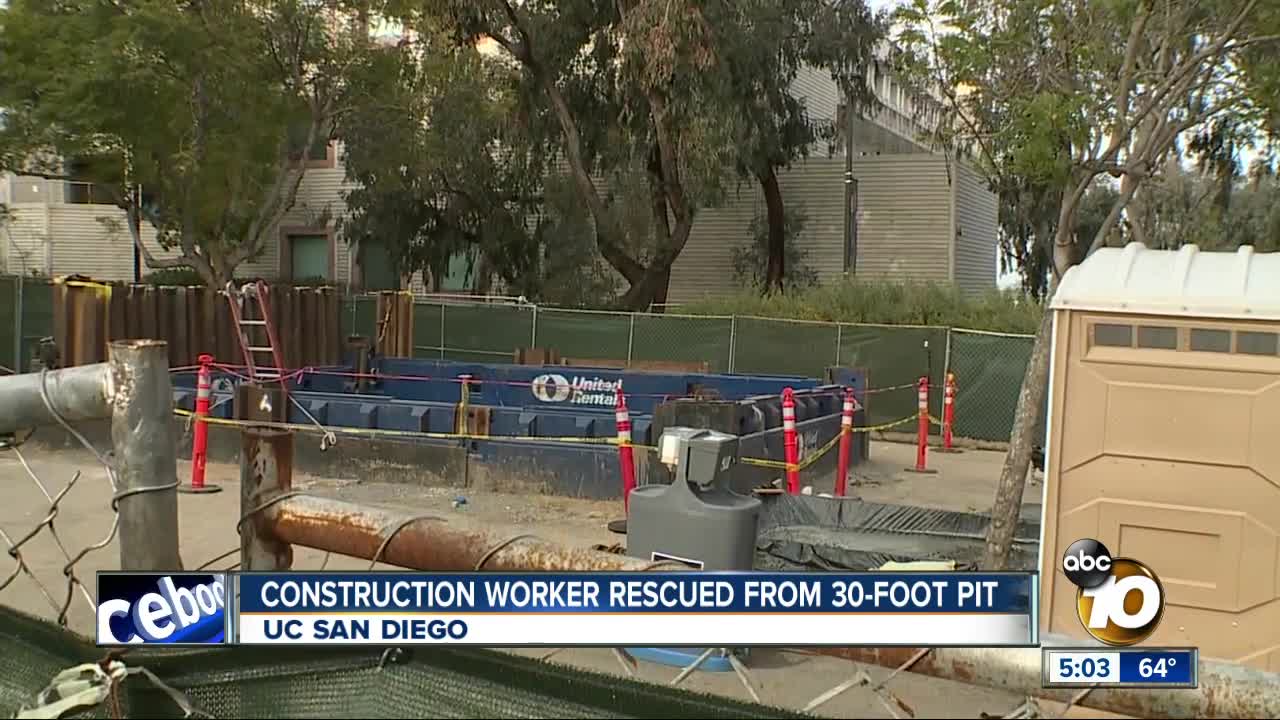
left=981, top=306, right=1053, bottom=570
left=651, top=266, right=671, bottom=313
left=759, top=166, right=786, bottom=293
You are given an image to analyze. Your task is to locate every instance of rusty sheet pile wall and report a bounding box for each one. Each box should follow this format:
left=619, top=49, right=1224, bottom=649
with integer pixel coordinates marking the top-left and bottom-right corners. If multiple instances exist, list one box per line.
left=52, top=279, right=343, bottom=370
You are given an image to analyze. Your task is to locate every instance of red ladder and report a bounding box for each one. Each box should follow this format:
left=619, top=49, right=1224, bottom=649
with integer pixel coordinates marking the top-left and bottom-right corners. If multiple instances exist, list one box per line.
left=225, top=280, right=289, bottom=401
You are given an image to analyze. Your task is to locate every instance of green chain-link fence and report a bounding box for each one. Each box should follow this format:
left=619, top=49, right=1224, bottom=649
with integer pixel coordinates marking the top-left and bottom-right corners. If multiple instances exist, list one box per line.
left=947, top=328, right=1045, bottom=443
left=0, top=275, right=15, bottom=373
left=402, top=301, right=1037, bottom=440
left=2, top=283, right=1038, bottom=442
left=0, top=275, right=56, bottom=374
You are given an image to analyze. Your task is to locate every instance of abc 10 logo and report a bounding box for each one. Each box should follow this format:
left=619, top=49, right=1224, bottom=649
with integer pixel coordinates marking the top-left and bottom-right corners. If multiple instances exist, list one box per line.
left=1062, top=538, right=1165, bottom=646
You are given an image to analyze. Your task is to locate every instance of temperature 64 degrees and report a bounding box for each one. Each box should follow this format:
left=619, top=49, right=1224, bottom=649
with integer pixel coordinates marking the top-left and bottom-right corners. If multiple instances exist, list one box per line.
left=1118, top=651, right=1196, bottom=685
left=957, top=581, right=999, bottom=608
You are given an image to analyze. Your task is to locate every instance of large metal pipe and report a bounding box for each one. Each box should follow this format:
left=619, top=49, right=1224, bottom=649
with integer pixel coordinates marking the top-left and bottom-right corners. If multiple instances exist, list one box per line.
left=0, top=362, right=114, bottom=434
left=109, top=340, right=182, bottom=571
left=264, top=495, right=655, bottom=572
left=814, top=639, right=1280, bottom=719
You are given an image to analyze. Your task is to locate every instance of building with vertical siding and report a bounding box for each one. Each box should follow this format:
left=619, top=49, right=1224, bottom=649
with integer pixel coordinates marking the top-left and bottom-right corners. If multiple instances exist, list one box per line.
left=1, top=47, right=998, bottom=299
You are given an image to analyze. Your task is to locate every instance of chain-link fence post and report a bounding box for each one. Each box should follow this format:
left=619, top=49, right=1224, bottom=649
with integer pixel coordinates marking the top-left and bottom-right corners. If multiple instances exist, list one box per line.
left=109, top=339, right=182, bottom=571
left=626, top=313, right=635, bottom=365
left=727, top=316, right=737, bottom=373
left=530, top=304, right=538, bottom=349
left=13, top=273, right=23, bottom=372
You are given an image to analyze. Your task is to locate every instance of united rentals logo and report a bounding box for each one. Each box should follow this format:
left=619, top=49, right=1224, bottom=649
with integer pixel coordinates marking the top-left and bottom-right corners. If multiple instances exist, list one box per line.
left=1062, top=538, right=1165, bottom=647
left=530, top=374, right=619, bottom=407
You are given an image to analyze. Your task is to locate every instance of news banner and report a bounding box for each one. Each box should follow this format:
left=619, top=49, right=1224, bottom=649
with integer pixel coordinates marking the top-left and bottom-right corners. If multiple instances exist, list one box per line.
left=94, top=568, right=1198, bottom=689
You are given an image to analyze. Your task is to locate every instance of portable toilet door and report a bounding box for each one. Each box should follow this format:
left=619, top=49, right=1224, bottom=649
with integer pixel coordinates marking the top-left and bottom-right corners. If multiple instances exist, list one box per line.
left=1039, top=243, right=1280, bottom=670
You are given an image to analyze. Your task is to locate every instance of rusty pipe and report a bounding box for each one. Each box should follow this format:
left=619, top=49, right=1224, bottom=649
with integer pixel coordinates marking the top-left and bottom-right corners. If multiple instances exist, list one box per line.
left=812, top=640, right=1280, bottom=719
left=263, top=494, right=654, bottom=572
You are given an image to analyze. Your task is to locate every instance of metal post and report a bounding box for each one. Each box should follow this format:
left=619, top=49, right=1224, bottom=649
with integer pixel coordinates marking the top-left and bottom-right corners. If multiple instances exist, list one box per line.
left=942, top=327, right=953, bottom=382
left=0, top=363, right=114, bottom=434
left=439, top=303, right=446, bottom=359
left=13, top=272, right=23, bottom=372
left=240, top=427, right=294, bottom=571
left=109, top=340, right=182, bottom=571
left=530, top=304, right=538, bottom=349
left=727, top=316, right=737, bottom=374
left=626, top=313, right=636, bottom=365
left=834, top=323, right=843, bottom=366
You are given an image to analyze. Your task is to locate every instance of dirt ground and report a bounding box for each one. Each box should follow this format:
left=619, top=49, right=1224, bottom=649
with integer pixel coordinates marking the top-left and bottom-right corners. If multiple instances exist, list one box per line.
left=0, top=438, right=1119, bottom=719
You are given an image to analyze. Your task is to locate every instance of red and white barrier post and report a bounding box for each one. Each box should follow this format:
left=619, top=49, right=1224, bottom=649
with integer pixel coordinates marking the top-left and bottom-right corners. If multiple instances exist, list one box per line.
left=905, top=375, right=938, bottom=474
left=615, top=383, right=636, bottom=512
left=183, top=354, right=222, bottom=494
left=782, top=387, right=800, bottom=494
left=835, top=387, right=857, bottom=497
left=939, top=371, right=962, bottom=453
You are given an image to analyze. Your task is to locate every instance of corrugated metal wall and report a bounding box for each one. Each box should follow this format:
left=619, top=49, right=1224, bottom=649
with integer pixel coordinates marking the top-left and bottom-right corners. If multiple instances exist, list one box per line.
left=951, top=161, right=999, bottom=294
left=665, top=157, right=851, bottom=304
left=852, top=154, right=953, bottom=283
left=1, top=204, right=178, bottom=278
left=0, top=151, right=355, bottom=285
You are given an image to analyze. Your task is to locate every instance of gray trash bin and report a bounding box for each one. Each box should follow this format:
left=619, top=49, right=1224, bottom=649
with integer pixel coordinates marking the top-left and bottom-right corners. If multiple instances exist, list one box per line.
left=627, top=428, right=762, bottom=571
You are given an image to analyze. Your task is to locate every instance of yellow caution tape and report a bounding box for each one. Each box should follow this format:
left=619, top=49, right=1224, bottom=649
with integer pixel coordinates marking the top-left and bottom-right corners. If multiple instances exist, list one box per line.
left=175, top=408, right=922, bottom=471
left=173, top=409, right=621, bottom=446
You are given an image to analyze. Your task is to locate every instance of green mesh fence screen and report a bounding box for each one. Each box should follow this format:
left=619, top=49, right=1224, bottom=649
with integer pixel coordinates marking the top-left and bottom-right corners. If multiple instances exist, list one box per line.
left=0, top=607, right=804, bottom=719
left=535, top=308, right=630, bottom=362
left=329, top=300, right=1041, bottom=443
left=23, top=279, right=55, bottom=372
left=341, top=295, right=379, bottom=346
left=837, top=325, right=949, bottom=432
left=730, top=318, right=839, bottom=378
left=0, top=276, right=16, bottom=372
left=412, top=303, right=536, bottom=364
left=947, top=329, right=1037, bottom=442
left=633, top=314, right=734, bottom=373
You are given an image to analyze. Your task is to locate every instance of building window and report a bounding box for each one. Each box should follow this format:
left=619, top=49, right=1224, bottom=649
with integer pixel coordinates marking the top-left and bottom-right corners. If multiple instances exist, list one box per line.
left=287, top=123, right=334, bottom=168
left=280, top=230, right=333, bottom=283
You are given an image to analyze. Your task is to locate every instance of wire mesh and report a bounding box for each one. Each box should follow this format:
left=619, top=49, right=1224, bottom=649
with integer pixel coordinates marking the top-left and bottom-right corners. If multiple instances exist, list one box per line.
left=630, top=313, right=734, bottom=373
left=731, top=316, right=840, bottom=378
left=946, top=329, right=1040, bottom=443
left=838, top=325, right=948, bottom=430
left=1, top=274, right=17, bottom=373
left=0, top=379, right=121, bottom=634
left=535, top=308, right=630, bottom=361
left=412, top=301, right=536, bottom=363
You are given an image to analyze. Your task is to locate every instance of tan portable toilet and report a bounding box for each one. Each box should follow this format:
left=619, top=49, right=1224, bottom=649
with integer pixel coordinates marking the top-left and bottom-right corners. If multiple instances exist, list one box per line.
left=1039, top=243, right=1280, bottom=670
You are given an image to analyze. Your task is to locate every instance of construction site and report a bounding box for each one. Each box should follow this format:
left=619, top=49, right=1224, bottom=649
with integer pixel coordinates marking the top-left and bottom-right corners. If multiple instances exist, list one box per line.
left=2, top=244, right=1280, bottom=719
